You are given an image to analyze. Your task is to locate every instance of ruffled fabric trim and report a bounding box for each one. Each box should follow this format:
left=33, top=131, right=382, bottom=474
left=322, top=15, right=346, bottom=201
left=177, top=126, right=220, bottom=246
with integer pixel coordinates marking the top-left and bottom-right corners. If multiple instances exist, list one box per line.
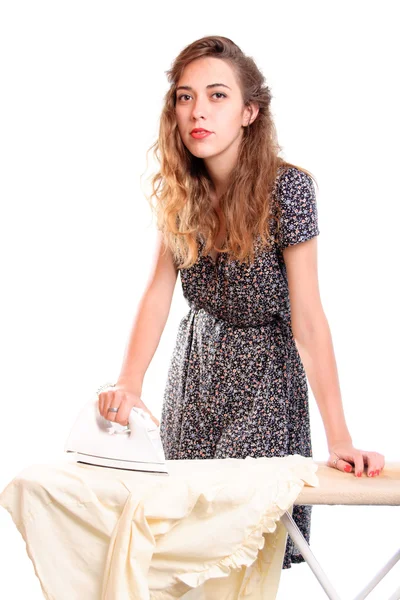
left=174, top=455, right=319, bottom=596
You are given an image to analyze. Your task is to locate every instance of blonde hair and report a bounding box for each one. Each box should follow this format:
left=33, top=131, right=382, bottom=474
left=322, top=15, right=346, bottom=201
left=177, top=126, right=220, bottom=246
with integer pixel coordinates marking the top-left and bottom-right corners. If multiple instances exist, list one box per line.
left=143, top=35, right=317, bottom=269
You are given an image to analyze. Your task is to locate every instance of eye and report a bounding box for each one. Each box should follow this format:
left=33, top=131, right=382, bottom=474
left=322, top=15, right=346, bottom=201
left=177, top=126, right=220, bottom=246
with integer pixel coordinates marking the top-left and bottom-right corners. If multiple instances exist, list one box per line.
left=177, top=92, right=227, bottom=102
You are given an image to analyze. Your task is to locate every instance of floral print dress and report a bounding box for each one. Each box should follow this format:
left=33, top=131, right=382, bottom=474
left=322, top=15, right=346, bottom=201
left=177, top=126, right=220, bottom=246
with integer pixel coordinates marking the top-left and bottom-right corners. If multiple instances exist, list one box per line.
left=159, top=166, right=320, bottom=569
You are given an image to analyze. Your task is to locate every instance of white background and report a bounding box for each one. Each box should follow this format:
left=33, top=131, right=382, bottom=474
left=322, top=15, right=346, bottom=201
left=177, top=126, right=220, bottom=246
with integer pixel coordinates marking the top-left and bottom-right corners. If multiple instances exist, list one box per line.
left=0, top=1, right=399, bottom=598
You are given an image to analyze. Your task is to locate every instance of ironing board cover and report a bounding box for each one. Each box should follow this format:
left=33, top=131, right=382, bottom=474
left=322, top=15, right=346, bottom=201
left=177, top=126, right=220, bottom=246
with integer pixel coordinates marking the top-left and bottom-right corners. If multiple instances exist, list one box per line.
left=0, top=453, right=319, bottom=600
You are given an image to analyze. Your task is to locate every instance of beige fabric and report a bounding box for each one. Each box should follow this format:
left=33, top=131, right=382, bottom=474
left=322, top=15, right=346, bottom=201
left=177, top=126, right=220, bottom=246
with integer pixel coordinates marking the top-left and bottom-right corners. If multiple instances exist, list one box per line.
left=0, top=453, right=319, bottom=600
left=296, top=461, right=400, bottom=506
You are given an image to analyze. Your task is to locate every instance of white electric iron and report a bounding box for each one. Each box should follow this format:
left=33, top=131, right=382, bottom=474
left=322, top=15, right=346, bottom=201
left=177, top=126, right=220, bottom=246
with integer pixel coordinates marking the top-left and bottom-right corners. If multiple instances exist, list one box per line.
left=64, top=394, right=169, bottom=475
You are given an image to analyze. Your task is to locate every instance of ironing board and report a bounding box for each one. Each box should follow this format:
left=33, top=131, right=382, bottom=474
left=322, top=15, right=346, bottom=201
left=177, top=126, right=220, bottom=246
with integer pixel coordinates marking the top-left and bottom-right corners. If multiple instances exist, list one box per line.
left=0, top=456, right=399, bottom=600
left=283, top=461, right=400, bottom=600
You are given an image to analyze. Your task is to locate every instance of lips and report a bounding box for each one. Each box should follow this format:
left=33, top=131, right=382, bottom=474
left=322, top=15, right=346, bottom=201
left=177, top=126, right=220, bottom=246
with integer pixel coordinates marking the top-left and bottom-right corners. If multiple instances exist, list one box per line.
left=190, top=129, right=213, bottom=139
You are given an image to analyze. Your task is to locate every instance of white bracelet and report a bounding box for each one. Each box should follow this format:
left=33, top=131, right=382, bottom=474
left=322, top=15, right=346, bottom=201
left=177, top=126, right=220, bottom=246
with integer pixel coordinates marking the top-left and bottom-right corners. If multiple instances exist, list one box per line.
left=96, top=382, right=116, bottom=397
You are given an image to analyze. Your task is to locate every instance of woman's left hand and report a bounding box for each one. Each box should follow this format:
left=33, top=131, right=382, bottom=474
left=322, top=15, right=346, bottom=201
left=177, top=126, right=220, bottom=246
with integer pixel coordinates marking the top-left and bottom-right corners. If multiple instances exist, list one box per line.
left=327, top=441, right=385, bottom=477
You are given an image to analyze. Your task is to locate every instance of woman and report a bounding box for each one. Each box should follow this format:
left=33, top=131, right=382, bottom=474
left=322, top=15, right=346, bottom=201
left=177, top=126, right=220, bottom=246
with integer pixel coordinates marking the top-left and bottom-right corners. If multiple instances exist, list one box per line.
left=98, top=35, right=385, bottom=570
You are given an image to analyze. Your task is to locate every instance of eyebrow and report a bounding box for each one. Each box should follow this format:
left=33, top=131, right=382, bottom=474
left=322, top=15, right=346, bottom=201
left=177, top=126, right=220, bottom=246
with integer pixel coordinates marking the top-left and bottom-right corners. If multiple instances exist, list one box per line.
left=176, top=83, right=232, bottom=92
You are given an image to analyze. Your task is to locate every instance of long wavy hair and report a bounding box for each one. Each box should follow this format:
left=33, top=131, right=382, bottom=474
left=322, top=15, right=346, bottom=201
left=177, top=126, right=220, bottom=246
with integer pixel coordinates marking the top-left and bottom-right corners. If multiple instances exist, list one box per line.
left=142, top=35, right=317, bottom=269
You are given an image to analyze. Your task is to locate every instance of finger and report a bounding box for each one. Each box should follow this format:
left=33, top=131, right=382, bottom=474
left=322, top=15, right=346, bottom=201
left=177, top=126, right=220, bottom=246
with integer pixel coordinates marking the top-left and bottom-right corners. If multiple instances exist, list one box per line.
left=330, top=454, right=356, bottom=474
left=115, top=413, right=130, bottom=426
left=360, top=451, right=385, bottom=476
left=99, top=392, right=109, bottom=416
left=366, top=455, right=375, bottom=476
left=97, top=395, right=103, bottom=415
left=359, top=452, right=372, bottom=476
left=339, top=460, right=351, bottom=473
left=354, top=452, right=365, bottom=477
left=329, top=455, right=346, bottom=472
left=374, top=459, right=385, bottom=476
left=105, top=390, right=119, bottom=421
left=341, top=460, right=353, bottom=473
left=376, top=454, right=385, bottom=473
left=114, top=400, right=131, bottom=426
left=367, top=453, right=381, bottom=476
left=100, top=391, right=109, bottom=418
left=99, top=389, right=114, bottom=418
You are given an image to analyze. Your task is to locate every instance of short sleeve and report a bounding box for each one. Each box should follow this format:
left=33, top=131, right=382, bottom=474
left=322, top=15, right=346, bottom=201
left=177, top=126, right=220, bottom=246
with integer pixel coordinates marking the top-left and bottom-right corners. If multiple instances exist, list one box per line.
left=275, top=167, right=320, bottom=249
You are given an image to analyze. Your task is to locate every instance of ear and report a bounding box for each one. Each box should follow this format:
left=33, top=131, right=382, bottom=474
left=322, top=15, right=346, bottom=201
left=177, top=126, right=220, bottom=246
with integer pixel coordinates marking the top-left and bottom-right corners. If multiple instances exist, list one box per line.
left=243, top=101, right=260, bottom=126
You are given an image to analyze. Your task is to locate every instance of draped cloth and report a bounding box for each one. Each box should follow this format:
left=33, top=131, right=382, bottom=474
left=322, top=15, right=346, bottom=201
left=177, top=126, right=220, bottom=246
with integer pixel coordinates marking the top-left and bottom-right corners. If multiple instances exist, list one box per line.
left=0, top=454, right=319, bottom=600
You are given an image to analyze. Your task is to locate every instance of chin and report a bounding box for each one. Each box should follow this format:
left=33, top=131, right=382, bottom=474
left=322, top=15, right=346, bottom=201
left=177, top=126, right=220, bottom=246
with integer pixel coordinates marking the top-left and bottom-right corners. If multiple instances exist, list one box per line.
left=186, top=142, right=220, bottom=159
left=189, top=149, right=216, bottom=160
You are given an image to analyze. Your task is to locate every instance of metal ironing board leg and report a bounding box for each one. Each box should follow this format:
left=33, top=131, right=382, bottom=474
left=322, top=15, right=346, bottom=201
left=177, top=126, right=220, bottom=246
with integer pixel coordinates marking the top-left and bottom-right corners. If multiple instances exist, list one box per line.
left=353, top=549, right=400, bottom=600
left=281, top=511, right=400, bottom=600
left=280, top=511, right=342, bottom=600
left=388, top=585, right=400, bottom=600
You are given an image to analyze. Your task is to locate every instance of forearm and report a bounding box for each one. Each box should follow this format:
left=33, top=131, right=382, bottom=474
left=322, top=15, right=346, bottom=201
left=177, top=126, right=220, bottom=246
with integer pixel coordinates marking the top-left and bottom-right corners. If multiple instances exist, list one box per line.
left=293, top=312, right=352, bottom=451
left=117, top=289, right=171, bottom=394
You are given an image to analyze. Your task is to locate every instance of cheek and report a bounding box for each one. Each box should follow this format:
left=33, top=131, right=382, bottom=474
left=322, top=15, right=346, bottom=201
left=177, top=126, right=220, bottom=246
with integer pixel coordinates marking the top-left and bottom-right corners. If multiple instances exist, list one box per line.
left=175, top=110, right=185, bottom=129
left=218, top=112, right=243, bottom=138
left=176, top=120, right=188, bottom=142
left=175, top=113, right=183, bottom=130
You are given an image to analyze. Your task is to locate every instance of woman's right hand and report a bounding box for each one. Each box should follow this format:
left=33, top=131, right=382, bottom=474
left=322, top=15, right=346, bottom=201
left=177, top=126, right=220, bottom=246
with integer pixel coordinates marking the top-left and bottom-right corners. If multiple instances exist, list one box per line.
left=97, top=383, right=160, bottom=428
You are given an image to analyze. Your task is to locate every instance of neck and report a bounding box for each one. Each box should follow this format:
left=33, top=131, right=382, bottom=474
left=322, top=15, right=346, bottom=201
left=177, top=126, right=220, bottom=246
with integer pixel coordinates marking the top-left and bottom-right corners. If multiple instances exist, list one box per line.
left=204, top=128, right=243, bottom=200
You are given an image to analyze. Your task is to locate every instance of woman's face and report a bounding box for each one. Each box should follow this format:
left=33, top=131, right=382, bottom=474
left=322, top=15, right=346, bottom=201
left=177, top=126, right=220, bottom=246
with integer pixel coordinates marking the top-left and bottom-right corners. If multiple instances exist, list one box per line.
left=175, top=57, right=256, bottom=163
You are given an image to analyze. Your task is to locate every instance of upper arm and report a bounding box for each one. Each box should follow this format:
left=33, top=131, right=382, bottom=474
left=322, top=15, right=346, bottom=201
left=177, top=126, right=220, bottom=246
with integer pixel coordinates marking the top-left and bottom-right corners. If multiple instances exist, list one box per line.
left=276, top=167, right=323, bottom=338
left=145, top=230, right=179, bottom=302
left=283, top=237, right=324, bottom=341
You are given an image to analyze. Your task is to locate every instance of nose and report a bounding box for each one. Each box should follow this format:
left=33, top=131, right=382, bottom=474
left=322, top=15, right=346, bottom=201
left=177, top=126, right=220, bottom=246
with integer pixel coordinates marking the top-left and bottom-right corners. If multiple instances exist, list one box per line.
left=190, top=96, right=208, bottom=121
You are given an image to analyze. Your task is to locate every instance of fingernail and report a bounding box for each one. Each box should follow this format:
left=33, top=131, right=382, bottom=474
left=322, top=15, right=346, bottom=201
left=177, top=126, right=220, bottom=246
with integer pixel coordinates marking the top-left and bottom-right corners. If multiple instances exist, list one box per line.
left=344, top=465, right=352, bottom=472
left=368, top=471, right=374, bottom=477
left=357, top=472, right=362, bottom=477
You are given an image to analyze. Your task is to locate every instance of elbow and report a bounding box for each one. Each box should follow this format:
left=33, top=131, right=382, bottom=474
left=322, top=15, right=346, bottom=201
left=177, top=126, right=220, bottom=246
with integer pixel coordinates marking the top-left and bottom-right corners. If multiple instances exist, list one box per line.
left=291, top=306, right=327, bottom=345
